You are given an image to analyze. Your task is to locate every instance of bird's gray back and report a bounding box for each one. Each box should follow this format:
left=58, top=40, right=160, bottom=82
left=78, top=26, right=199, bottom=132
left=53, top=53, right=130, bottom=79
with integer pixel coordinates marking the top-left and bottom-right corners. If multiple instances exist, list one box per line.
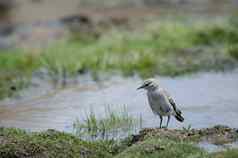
left=147, top=88, right=173, bottom=116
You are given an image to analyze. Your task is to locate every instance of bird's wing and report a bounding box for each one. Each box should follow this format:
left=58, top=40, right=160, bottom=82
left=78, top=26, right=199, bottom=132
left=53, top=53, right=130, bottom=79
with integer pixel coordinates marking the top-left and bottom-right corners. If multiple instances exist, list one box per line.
left=162, top=89, right=182, bottom=115
left=148, top=91, right=171, bottom=114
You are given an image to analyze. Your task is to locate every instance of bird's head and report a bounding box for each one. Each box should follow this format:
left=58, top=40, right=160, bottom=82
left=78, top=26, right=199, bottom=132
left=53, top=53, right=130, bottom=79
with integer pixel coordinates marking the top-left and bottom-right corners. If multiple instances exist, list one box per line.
left=137, top=78, right=159, bottom=91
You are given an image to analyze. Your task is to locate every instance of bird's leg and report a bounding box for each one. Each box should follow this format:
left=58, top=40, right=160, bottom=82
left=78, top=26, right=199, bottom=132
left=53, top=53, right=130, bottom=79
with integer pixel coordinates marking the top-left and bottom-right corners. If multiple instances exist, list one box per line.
left=159, top=115, right=163, bottom=128
left=166, top=115, right=171, bottom=128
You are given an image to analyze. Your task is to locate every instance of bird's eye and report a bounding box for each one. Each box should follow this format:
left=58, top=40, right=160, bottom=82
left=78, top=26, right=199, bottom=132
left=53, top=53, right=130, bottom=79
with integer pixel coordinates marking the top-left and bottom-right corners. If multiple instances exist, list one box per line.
left=145, top=83, right=151, bottom=86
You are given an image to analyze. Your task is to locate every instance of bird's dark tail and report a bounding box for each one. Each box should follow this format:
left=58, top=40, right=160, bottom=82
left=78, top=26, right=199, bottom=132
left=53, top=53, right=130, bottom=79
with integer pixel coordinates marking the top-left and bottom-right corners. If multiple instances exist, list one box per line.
left=174, top=112, right=184, bottom=122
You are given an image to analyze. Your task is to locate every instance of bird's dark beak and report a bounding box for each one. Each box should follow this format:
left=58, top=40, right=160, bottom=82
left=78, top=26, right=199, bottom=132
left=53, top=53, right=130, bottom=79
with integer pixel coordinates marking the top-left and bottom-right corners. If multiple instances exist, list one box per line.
left=137, top=85, right=144, bottom=90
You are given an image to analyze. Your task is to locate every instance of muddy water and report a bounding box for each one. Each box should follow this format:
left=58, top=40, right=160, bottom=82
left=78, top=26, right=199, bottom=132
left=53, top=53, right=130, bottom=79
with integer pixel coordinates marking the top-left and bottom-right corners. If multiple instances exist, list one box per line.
left=0, top=70, right=238, bottom=132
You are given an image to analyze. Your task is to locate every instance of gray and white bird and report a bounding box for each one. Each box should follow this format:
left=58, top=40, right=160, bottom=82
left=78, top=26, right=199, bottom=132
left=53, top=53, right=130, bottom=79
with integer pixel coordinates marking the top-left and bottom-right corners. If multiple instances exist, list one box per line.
left=137, top=78, right=184, bottom=128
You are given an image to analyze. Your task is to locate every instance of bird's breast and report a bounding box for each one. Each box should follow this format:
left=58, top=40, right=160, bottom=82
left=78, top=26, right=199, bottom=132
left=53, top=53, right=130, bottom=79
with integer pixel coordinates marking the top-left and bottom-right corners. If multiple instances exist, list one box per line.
left=147, top=91, right=172, bottom=116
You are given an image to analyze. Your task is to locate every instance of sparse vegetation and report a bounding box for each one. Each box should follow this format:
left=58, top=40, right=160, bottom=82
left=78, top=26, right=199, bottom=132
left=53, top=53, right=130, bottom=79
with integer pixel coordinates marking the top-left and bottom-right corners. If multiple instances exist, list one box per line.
left=0, top=50, right=39, bottom=99
left=182, top=124, right=193, bottom=133
left=228, top=45, right=238, bottom=60
left=73, top=106, right=142, bottom=140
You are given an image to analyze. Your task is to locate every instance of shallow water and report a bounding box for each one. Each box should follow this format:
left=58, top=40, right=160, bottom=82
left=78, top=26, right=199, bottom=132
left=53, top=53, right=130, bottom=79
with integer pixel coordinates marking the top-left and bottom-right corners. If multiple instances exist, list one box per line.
left=0, top=70, right=238, bottom=132
left=198, top=141, right=238, bottom=153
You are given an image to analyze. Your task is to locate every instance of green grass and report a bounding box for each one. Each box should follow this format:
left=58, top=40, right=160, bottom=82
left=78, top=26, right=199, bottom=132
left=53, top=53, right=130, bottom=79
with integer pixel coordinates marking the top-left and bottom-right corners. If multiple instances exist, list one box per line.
left=1, top=16, right=238, bottom=99
left=0, top=50, right=40, bottom=99
left=0, top=127, right=112, bottom=158
left=115, top=137, right=210, bottom=158
left=0, top=49, right=39, bottom=74
left=0, top=127, right=210, bottom=158
left=73, top=106, right=142, bottom=140
left=115, top=137, right=238, bottom=158
left=2, top=18, right=238, bottom=80
left=228, top=44, right=238, bottom=60
left=39, top=17, right=238, bottom=78
left=1, top=126, right=238, bottom=158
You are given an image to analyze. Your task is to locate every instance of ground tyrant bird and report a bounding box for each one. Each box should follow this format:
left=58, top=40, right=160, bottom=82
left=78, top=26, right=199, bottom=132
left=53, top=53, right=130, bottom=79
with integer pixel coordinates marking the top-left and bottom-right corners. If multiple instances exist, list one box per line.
left=137, top=78, right=184, bottom=128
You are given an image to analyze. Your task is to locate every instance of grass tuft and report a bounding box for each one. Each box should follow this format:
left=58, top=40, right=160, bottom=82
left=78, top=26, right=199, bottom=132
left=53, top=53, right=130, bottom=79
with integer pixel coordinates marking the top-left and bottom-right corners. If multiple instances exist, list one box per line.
left=73, top=105, right=142, bottom=140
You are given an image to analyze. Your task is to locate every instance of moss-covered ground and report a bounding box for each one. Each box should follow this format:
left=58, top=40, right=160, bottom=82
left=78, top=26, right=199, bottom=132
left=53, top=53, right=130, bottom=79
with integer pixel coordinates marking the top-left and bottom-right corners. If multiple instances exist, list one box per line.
left=0, top=125, right=238, bottom=158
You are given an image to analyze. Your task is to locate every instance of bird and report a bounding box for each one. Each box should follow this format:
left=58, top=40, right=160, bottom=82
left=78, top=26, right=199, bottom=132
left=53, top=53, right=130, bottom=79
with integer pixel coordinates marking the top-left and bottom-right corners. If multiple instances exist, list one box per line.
left=137, top=78, right=184, bottom=128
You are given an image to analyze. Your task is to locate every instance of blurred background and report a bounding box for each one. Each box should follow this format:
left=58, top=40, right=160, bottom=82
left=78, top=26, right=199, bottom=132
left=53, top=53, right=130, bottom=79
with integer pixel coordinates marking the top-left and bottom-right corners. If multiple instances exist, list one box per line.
left=1, top=0, right=238, bottom=48
left=0, top=0, right=238, bottom=137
